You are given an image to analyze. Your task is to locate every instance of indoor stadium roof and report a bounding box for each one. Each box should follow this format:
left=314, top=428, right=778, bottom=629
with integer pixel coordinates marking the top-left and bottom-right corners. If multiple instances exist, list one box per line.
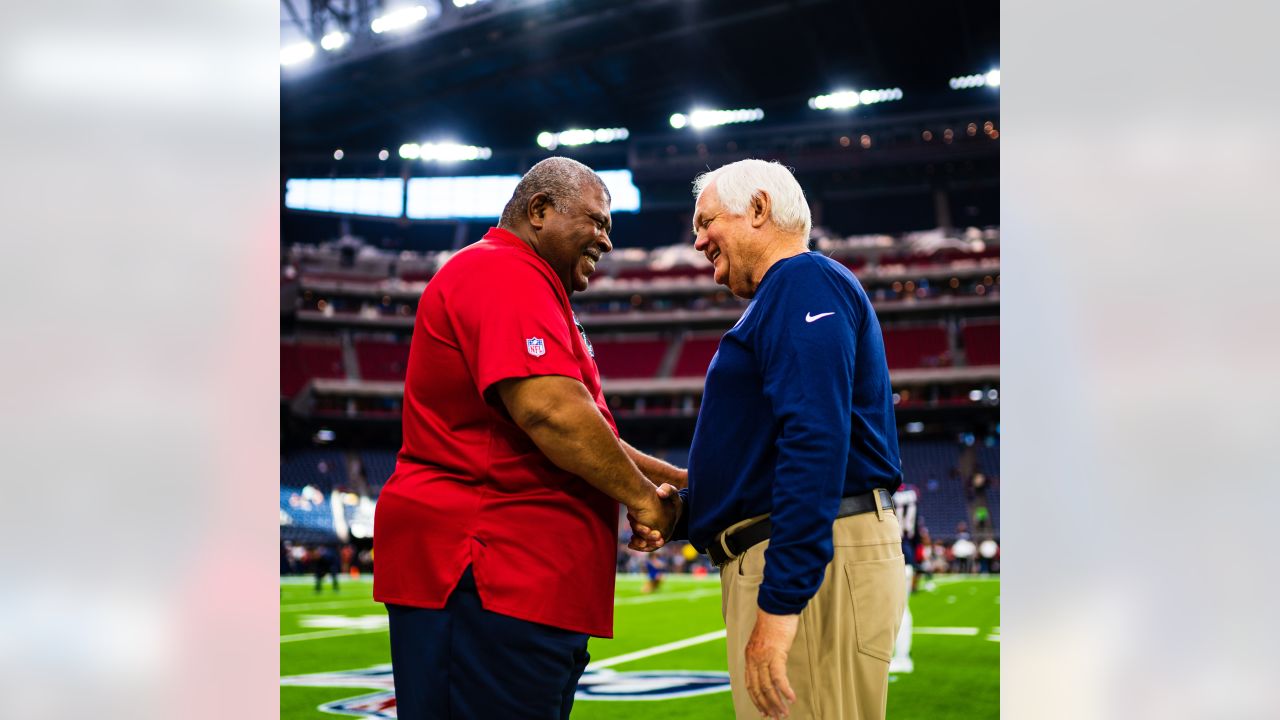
left=281, top=0, right=999, bottom=159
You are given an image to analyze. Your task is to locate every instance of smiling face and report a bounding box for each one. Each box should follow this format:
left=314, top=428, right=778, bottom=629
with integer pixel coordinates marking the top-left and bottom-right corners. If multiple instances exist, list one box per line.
left=534, top=183, right=613, bottom=293
left=692, top=182, right=759, bottom=298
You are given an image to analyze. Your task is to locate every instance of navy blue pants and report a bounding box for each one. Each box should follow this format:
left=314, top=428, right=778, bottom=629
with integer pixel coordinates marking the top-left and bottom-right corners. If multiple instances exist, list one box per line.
left=386, top=566, right=591, bottom=720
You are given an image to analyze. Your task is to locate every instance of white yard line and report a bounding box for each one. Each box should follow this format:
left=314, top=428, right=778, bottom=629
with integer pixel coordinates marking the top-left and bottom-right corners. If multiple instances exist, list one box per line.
left=280, top=590, right=718, bottom=612
left=927, top=575, right=1001, bottom=586
left=587, top=630, right=727, bottom=670
left=280, top=627, right=389, bottom=643
left=913, top=626, right=979, bottom=636
left=281, top=576, right=373, bottom=586
left=614, top=589, right=721, bottom=606
left=281, top=599, right=377, bottom=612
left=615, top=573, right=721, bottom=584
left=280, top=590, right=721, bottom=641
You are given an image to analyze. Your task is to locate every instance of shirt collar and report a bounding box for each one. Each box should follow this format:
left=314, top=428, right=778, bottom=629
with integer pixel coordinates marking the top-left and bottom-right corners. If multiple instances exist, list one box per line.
left=482, top=226, right=533, bottom=254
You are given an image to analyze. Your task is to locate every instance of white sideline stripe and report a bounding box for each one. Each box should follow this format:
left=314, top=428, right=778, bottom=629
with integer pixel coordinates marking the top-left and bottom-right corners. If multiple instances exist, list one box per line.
left=928, top=575, right=1000, bottom=586
left=914, top=626, right=979, bottom=636
left=280, top=590, right=718, bottom=612
left=281, top=627, right=388, bottom=643
left=614, top=589, right=721, bottom=606
left=281, top=599, right=377, bottom=612
left=616, top=573, right=720, bottom=583
left=281, top=576, right=373, bottom=585
left=587, top=630, right=727, bottom=670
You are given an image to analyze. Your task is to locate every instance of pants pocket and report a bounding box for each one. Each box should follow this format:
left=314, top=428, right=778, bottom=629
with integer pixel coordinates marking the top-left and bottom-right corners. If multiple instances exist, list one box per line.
left=843, top=555, right=905, bottom=663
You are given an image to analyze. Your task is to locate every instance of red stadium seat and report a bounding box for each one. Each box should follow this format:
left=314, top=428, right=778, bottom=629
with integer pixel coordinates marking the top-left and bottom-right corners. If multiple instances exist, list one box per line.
left=355, top=339, right=411, bottom=381
left=881, top=326, right=950, bottom=369
left=671, top=337, right=721, bottom=378
left=961, top=321, right=999, bottom=366
left=591, top=338, right=669, bottom=379
left=281, top=341, right=346, bottom=397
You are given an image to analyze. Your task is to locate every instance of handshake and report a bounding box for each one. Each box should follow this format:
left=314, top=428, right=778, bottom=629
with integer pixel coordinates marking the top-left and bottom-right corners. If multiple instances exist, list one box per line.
left=626, top=482, right=682, bottom=553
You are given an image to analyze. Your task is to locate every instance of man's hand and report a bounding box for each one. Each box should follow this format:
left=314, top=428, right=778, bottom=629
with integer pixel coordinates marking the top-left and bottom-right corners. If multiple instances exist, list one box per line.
left=627, top=483, right=681, bottom=552
left=744, top=608, right=799, bottom=719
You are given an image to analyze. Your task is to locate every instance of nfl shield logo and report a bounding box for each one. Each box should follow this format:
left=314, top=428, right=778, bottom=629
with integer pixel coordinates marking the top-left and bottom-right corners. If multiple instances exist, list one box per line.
left=526, top=337, right=546, bottom=357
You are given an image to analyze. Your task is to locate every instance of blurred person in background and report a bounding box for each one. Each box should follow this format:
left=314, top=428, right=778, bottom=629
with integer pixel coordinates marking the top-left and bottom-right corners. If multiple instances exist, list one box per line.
left=642, top=547, right=667, bottom=593
left=891, top=483, right=922, bottom=674
left=633, top=159, right=906, bottom=720
left=280, top=540, right=294, bottom=576
left=313, top=545, right=339, bottom=593
left=978, top=537, right=999, bottom=574
left=951, top=532, right=977, bottom=574
left=916, top=526, right=937, bottom=590
left=927, top=540, right=950, bottom=574
left=372, top=157, right=684, bottom=720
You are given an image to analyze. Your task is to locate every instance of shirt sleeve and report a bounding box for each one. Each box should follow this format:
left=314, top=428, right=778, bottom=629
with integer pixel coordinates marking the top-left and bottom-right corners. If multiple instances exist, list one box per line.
left=447, top=254, right=583, bottom=399
left=671, top=487, right=691, bottom=542
left=754, top=263, right=859, bottom=615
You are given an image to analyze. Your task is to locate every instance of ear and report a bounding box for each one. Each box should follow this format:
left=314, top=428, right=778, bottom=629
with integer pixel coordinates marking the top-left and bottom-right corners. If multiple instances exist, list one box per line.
left=748, top=191, right=771, bottom=229
left=527, top=192, right=553, bottom=231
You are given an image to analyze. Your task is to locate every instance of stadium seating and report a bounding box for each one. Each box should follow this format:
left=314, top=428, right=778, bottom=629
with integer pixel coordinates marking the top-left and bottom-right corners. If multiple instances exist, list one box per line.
left=591, top=338, right=669, bottom=379
left=359, top=450, right=398, bottom=496
left=281, top=450, right=350, bottom=493
left=961, top=320, right=999, bottom=366
left=881, top=325, right=951, bottom=369
left=671, top=337, right=721, bottom=377
left=281, top=341, right=346, bottom=396
left=279, top=486, right=337, bottom=543
left=354, top=339, right=411, bottom=381
left=898, top=440, right=1000, bottom=539
left=974, top=440, right=1001, bottom=529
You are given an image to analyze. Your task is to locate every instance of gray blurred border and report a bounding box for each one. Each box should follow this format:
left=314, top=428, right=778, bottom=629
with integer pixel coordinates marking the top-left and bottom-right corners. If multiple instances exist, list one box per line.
left=1004, top=2, right=1280, bottom=717
left=0, top=2, right=279, bottom=718
left=3, top=1, right=1280, bottom=718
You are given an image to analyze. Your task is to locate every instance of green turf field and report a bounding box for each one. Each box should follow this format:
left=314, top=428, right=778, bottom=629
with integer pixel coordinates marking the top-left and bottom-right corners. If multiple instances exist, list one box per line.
left=281, top=572, right=998, bottom=718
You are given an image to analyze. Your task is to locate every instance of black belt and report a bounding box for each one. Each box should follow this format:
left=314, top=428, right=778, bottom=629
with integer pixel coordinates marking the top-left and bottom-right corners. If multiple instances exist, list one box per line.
left=706, top=489, right=895, bottom=568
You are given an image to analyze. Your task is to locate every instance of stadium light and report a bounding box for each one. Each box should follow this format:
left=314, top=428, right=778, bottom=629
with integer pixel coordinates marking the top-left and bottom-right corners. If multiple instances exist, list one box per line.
left=280, top=42, right=316, bottom=66
left=372, top=5, right=429, bottom=34
left=950, top=68, right=1000, bottom=90
left=321, top=31, right=349, bottom=51
left=669, top=108, right=764, bottom=130
left=402, top=141, right=493, bottom=162
left=378, top=148, right=390, bottom=161
left=808, top=88, right=902, bottom=110
left=536, top=127, right=629, bottom=150
left=333, top=149, right=344, bottom=160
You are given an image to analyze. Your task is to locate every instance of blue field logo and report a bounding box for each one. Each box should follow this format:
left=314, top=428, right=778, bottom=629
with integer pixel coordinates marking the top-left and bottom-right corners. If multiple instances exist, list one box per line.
left=576, top=668, right=732, bottom=700
left=282, top=664, right=731, bottom=717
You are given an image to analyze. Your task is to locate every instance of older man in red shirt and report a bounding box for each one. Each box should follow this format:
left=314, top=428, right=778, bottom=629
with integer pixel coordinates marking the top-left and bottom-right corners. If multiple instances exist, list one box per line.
left=373, top=157, right=684, bottom=719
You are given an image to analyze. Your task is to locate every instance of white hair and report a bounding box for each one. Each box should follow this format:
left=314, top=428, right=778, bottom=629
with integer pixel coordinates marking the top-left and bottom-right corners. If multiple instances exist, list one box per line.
left=692, top=159, right=811, bottom=238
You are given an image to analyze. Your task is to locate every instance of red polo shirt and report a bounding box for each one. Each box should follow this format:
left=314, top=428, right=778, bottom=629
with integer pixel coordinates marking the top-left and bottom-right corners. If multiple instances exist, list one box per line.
left=373, top=227, right=620, bottom=638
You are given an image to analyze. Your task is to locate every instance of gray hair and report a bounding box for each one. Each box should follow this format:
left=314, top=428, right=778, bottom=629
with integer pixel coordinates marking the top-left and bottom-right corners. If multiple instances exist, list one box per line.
left=500, top=156, right=610, bottom=228
left=692, top=159, right=812, bottom=238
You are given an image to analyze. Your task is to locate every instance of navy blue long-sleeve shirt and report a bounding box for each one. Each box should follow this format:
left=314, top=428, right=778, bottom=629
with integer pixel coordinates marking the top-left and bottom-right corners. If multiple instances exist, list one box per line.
left=679, top=252, right=902, bottom=615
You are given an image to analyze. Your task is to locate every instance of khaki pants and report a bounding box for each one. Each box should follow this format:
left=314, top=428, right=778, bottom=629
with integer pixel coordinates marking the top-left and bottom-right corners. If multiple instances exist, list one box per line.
left=719, top=495, right=905, bottom=719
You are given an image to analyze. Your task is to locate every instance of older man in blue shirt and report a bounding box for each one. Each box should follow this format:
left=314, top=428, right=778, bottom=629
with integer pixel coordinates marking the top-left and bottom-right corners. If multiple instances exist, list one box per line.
left=633, top=159, right=906, bottom=720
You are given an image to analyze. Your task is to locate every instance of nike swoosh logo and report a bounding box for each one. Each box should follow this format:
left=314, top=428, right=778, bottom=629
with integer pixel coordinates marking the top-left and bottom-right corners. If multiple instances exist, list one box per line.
left=805, top=312, right=835, bottom=323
